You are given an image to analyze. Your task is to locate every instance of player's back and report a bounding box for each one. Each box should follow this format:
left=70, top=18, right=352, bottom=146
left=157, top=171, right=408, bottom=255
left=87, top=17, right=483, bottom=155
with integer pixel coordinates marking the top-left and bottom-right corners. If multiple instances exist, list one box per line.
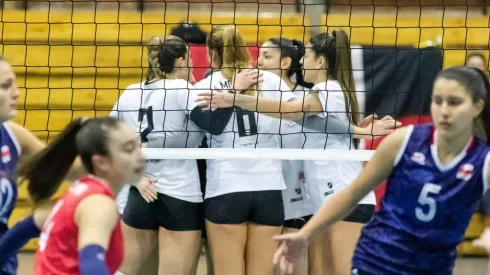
left=194, top=71, right=293, bottom=198
left=353, top=123, right=490, bottom=275
left=112, top=79, right=203, bottom=202
left=35, top=175, right=123, bottom=275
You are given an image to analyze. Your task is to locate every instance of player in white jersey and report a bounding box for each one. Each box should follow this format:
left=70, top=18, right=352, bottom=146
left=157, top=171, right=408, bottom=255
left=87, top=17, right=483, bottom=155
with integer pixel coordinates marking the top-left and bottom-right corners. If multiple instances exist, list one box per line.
left=195, top=29, right=401, bottom=275
left=111, top=35, right=205, bottom=275
left=257, top=37, right=314, bottom=275
left=188, top=25, right=294, bottom=275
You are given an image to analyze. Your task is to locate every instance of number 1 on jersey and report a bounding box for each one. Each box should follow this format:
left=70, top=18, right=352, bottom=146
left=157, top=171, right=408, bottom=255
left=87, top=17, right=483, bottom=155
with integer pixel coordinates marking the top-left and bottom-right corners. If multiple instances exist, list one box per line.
left=415, top=183, right=442, bottom=222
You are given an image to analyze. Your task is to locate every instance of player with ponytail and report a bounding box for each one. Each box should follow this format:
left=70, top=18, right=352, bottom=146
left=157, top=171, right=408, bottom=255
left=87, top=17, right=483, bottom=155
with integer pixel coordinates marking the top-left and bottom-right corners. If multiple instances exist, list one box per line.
left=195, top=29, right=400, bottom=275
left=26, top=117, right=145, bottom=275
left=274, top=66, right=490, bottom=275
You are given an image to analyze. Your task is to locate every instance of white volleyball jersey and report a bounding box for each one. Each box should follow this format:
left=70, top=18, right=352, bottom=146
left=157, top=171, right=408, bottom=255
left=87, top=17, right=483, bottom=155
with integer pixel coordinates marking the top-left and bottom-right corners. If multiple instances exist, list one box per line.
left=116, top=184, right=130, bottom=215
left=280, top=85, right=313, bottom=220
left=111, top=79, right=204, bottom=203
left=302, top=80, right=376, bottom=209
left=192, top=71, right=294, bottom=199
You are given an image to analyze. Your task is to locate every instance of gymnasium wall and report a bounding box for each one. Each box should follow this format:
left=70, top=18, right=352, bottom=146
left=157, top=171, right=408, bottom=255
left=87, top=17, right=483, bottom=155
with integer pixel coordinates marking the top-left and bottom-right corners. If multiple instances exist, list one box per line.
left=3, top=8, right=489, bottom=251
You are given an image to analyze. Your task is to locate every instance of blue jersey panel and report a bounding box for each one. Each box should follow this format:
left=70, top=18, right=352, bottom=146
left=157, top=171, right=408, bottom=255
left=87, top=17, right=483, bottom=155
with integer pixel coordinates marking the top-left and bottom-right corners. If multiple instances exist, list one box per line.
left=353, top=124, right=490, bottom=275
left=0, top=124, right=20, bottom=229
left=0, top=124, right=20, bottom=275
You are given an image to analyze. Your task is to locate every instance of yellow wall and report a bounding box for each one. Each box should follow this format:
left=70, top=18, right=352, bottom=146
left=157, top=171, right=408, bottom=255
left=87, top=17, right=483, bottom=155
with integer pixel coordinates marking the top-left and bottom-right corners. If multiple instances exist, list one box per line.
left=4, top=9, right=489, bottom=251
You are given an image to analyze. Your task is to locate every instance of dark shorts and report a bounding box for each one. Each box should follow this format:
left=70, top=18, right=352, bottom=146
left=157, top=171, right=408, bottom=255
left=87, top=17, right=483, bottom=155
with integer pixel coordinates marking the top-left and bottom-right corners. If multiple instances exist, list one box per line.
left=123, top=186, right=204, bottom=231
left=204, top=190, right=284, bottom=226
left=343, top=204, right=375, bottom=224
left=283, top=215, right=313, bottom=230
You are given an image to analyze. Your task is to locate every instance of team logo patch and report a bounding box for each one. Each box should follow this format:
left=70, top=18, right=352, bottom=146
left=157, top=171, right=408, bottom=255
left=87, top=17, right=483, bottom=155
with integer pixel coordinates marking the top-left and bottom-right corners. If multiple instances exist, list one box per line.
left=1, top=145, right=11, bottom=163
left=411, top=152, right=425, bottom=165
left=456, top=164, right=474, bottom=181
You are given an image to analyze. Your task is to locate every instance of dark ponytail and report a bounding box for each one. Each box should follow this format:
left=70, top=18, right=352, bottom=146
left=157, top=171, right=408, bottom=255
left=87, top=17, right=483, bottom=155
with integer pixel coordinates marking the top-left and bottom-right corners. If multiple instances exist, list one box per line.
left=310, top=29, right=359, bottom=147
left=267, top=38, right=313, bottom=89
left=18, top=117, right=122, bottom=205
left=472, top=68, right=490, bottom=144
left=291, top=39, right=313, bottom=89
left=437, top=66, right=490, bottom=144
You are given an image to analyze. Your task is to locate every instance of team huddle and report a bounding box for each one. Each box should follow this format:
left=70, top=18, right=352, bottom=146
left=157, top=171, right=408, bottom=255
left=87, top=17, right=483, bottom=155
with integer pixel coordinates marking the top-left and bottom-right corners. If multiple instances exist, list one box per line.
left=0, top=24, right=489, bottom=275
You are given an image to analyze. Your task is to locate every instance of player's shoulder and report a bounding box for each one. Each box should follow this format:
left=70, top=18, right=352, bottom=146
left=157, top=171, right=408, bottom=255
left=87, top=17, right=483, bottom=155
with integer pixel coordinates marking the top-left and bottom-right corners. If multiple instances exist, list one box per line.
left=70, top=175, right=114, bottom=197
left=260, top=70, right=279, bottom=79
left=259, top=70, right=286, bottom=89
left=194, top=75, right=212, bottom=89
left=376, top=124, right=417, bottom=155
left=118, top=81, right=146, bottom=100
left=163, top=78, right=193, bottom=89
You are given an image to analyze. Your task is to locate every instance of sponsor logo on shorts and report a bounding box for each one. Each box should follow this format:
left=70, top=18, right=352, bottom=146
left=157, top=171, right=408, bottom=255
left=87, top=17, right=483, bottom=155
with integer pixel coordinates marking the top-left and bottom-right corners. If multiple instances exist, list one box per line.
left=324, top=182, right=334, bottom=196
left=291, top=196, right=304, bottom=203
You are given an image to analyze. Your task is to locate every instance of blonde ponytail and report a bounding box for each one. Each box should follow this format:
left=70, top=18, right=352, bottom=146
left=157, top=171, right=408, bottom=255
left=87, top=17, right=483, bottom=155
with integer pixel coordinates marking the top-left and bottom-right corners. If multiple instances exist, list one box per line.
left=207, top=25, right=258, bottom=96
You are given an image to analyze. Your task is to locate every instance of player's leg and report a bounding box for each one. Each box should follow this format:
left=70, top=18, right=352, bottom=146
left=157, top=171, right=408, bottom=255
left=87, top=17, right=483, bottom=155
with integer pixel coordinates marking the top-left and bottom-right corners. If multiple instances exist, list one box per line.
left=118, top=223, right=158, bottom=275
left=158, top=228, right=201, bottom=274
left=190, top=235, right=214, bottom=275
left=115, top=185, right=159, bottom=275
left=137, top=245, right=159, bottom=275
left=204, top=192, right=250, bottom=275
left=274, top=218, right=311, bottom=275
left=203, top=237, right=214, bottom=275
left=117, top=186, right=159, bottom=275
left=305, top=179, right=337, bottom=275
left=308, top=231, right=332, bottom=275
left=156, top=193, right=203, bottom=275
left=327, top=205, right=375, bottom=275
left=245, top=190, right=284, bottom=275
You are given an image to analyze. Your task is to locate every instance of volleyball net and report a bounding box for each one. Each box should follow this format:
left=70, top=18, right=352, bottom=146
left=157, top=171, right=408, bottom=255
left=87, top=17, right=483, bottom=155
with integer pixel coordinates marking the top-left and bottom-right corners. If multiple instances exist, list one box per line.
left=1, top=0, right=489, bottom=162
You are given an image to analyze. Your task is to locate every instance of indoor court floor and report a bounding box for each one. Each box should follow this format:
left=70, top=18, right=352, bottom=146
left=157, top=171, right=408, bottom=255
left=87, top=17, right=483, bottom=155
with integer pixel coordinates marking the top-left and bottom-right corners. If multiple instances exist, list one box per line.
left=16, top=252, right=490, bottom=275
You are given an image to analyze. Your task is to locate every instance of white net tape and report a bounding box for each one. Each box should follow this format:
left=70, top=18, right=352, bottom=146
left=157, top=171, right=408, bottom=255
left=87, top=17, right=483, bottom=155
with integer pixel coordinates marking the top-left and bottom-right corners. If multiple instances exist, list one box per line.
left=143, top=148, right=375, bottom=161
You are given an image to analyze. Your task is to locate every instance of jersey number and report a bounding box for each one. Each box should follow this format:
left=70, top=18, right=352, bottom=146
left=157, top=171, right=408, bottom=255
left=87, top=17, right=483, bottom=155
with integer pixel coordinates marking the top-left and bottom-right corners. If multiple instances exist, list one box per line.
left=138, top=106, right=154, bottom=142
left=236, top=108, right=258, bottom=137
left=415, top=183, right=442, bottom=222
left=0, top=178, right=14, bottom=221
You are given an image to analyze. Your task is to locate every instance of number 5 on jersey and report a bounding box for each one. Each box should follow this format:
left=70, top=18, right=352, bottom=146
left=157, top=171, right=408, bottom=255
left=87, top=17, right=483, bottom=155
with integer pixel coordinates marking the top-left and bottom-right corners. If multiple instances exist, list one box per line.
left=415, top=183, right=442, bottom=222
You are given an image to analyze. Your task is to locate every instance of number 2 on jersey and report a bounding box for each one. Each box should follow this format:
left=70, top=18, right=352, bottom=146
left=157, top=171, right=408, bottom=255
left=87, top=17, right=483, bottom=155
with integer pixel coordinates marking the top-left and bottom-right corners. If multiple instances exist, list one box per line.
left=138, top=106, right=154, bottom=142
left=0, top=178, right=14, bottom=221
left=415, top=183, right=442, bottom=222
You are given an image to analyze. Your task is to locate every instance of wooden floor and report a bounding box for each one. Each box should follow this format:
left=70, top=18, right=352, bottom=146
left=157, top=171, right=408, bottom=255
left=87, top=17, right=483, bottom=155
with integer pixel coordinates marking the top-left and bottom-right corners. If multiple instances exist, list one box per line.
left=16, top=252, right=490, bottom=275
